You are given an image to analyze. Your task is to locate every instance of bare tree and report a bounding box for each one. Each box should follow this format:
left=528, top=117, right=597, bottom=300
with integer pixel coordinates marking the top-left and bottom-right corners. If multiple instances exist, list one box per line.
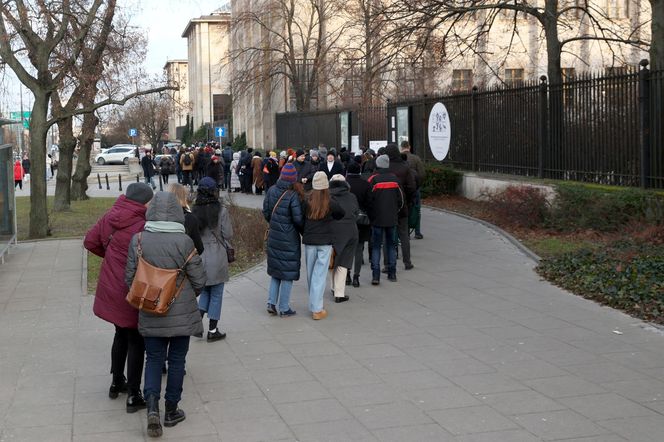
left=231, top=0, right=347, bottom=112
left=651, top=0, right=663, bottom=67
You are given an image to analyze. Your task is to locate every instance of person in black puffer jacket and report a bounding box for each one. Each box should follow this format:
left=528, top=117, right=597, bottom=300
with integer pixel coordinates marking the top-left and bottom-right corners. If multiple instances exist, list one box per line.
left=329, top=174, right=359, bottom=303
left=262, top=163, right=304, bottom=317
left=346, top=161, right=372, bottom=287
left=125, top=192, right=206, bottom=438
left=385, top=144, right=416, bottom=270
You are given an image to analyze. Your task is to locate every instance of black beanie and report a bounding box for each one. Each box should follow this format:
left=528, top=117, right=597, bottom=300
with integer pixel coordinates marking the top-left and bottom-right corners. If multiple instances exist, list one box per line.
left=347, top=161, right=361, bottom=174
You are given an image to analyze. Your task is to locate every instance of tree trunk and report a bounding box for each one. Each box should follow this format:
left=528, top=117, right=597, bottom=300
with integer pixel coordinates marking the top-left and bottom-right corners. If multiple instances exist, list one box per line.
left=71, top=111, right=98, bottom=200
left=53, top=116, right=75, bottom=211
left=28, top=93, right=51, bottom=238
left=542, top=3, right=563, bottom=180
left=652, top=0, right=664, bottom=68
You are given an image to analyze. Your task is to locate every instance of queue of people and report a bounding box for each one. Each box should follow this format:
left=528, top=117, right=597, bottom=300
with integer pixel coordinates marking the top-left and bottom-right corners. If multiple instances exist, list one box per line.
left=82, top=140, right=425, bottom=438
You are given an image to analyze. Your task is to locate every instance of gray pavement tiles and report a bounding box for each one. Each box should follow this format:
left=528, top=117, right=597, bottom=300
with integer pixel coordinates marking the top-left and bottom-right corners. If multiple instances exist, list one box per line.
left=1, top=204, right=664, bottom=441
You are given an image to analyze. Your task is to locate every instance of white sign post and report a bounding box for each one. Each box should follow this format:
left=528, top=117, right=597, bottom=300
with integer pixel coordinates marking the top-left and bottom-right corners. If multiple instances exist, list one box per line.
left=428, top=102, right=451, bottom=161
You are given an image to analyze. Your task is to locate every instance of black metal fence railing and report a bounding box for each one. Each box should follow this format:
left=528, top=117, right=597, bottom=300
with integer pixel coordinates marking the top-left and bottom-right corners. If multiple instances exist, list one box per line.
left=388, top=60, right=663, bottom=189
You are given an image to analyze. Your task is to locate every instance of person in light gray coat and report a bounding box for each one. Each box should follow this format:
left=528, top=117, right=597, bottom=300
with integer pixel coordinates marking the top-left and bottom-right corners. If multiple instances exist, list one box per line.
left=125, top=191, right=206, bottom=437
left=192, top=177, right=233, bottom=342
left=328, top=174, right=359, bottom=303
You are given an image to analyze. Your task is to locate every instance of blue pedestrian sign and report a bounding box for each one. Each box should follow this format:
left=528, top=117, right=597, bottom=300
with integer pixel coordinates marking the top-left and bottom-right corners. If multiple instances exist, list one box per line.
left=215, top=127, right=226, bottom=138
left=129, top=128, right=138, bottom=137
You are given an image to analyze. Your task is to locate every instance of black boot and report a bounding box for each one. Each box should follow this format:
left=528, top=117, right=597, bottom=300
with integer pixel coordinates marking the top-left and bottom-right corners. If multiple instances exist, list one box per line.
left=126, top=390, right=146, bottom=413
left=352, top=275, right=360, bottom=287
left=109, top=376, right=127, bottom=399
left=345, top=273, right=352, bottom=286
left=146, top=395, right=162, bottom=438
left=164, top=401, right=186, bottom=427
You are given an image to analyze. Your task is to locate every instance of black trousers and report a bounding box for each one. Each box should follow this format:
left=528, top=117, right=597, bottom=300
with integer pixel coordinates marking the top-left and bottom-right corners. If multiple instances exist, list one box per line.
left=111, top=325, right=145, bottom=394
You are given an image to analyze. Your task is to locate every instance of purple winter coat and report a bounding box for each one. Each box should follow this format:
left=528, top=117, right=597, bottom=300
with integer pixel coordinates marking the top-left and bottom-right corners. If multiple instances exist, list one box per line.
left=84, top=195, right=147, bottom=328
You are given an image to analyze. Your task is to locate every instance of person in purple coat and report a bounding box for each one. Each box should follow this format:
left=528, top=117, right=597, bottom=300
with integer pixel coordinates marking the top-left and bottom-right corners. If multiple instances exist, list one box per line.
left=84, top=183, right=153, bottom=413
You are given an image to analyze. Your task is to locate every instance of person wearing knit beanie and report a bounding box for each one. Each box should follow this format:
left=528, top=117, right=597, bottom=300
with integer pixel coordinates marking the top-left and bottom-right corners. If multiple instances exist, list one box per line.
left=346, top=161, right=361, bottom=175
left=126, top=182, right=154, bottom=205
left=295, top=149, right=305, bottom=159
left=312, top=171, right=329, bottom=190
left=375, top=154, right=390, bottom=169
left=280, top=163, right=297, bottom=183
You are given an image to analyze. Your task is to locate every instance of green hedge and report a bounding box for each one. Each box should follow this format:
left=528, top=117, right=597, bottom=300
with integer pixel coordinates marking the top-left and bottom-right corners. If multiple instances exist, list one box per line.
left=421, top=164, right=462, bottom=197
left=537, top=244, right=664, bottom=323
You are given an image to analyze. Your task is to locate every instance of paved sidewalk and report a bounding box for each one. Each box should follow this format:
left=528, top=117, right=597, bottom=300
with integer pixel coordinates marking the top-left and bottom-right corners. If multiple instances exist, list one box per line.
left=2, top=206, right=664, bottom=441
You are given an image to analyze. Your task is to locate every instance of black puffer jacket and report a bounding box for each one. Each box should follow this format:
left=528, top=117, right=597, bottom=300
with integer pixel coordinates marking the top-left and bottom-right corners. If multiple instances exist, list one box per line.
left=329, top=180, right=359, bottom=269
left=385, top=144, right=416, bottom=215
left=347, top=173, right=372, bottom=242
left=263, top=180, right=304, bottom=281
left=125, top=192, right=206, bottom=338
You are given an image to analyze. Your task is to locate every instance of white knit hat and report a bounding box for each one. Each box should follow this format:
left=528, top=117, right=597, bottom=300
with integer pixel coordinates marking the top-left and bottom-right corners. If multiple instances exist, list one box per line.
left=312, top=171, right=329, bottom=190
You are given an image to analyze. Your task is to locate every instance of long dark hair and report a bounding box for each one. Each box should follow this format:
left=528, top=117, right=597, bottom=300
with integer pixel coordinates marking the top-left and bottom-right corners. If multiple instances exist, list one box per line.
left=193, top=188, right=220, bottom=230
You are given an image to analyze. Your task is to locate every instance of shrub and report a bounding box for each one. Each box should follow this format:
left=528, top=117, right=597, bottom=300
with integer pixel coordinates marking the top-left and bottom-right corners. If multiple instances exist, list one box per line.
left=547, top=184, right=663, bottom=232
left=232, top=132, right=247, bottom=151
left=537, top=244, right=664, bottom=324
left=421, top=164, right=462, bottom=197
left=485, top=185, right=550, bottom=228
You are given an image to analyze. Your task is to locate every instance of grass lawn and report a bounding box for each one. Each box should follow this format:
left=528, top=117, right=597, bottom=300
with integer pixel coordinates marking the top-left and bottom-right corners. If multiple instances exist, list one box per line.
left=16, top=196, right=116, bottom=241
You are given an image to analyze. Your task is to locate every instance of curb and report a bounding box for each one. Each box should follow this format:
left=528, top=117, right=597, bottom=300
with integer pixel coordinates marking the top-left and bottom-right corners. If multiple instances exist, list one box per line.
left=423, top=204, right=542, bottom=264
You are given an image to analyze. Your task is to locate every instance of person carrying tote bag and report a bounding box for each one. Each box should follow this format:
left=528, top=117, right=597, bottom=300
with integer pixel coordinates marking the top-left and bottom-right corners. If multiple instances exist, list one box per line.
left=125, top=192, right=206, bottom=438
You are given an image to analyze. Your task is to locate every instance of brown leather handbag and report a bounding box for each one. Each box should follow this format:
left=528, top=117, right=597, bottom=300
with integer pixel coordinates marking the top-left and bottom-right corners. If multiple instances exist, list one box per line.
left=126, top=233, right=197, bottom=316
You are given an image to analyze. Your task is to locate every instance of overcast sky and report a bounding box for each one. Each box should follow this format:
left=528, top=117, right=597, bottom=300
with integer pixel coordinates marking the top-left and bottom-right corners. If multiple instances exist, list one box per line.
left=0, top=0, right=225, bottom=114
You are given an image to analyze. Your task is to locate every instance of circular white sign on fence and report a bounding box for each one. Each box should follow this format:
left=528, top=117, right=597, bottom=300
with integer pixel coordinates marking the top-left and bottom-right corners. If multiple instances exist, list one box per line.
left=428, top=102, right=451, bottom=161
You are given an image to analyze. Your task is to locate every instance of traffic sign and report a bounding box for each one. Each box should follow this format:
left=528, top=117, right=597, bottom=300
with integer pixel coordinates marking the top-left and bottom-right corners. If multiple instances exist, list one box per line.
left=215, top=127, right=226, bottom=138
left=129, top=128, right=138, bottom=137
left=9, top=111, right=30, bottom=129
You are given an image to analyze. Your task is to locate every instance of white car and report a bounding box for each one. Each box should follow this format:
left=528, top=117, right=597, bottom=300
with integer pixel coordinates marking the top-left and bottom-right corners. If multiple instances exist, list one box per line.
left=95, top=145, right=137, bottom=165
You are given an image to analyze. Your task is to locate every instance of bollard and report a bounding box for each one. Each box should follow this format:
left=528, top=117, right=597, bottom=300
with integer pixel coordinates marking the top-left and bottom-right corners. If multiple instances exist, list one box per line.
left=136, top=174, right=140, bottom=183
left=105, top=174, right=110, bottom=190
left=97, top=173, right=102, bottom=189
left=118, top=174, right=122, bottom=192
left=159, top=174, right=163, bottom=191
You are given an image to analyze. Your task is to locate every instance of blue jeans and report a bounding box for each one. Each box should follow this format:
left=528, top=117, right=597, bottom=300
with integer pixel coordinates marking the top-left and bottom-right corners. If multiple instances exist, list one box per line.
left=199, top=283, right=224, bottom=321
left=143, top=336, right=190, bottom=404
left=372, top=226, right=396, bottom=280
left=268, top=277, right=294, bottom=312
left=305, top=245, right=332, bottom=313
left=144, top=175, right=155, bottom=188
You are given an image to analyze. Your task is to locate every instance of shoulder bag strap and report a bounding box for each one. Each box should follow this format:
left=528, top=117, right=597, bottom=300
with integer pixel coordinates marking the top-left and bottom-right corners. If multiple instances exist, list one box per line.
left=271, top=190, right=290, bottom=219
left=136, top=232, right=143, bottom=257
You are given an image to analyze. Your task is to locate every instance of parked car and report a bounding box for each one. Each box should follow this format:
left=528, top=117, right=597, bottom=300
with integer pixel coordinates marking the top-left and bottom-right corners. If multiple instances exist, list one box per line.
left=95, top=145, right=137, bottom=165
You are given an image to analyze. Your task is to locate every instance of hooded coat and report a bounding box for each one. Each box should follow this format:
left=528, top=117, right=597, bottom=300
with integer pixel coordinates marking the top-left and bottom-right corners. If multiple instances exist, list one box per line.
left=230, top=152, right=241, bottom=189
left=13, top=161, right=23, bottom=181
left=263, top=179, right=304, bottom=281
left=197, top=201, right=233, bottom=286
left=84, top=195, right=147, bottom=328
left=329, top=180, right=359, bottom=269
left=125, top=192, right=206, bottom=338
left=252, top=155, right=265, bottom=188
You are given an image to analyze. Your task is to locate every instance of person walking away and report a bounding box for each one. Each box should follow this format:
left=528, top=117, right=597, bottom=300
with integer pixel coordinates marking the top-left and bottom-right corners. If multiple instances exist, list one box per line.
left=239, top=147, right=254, bottom=194
left=141, top=151, right=157, bottom=189
left=346, top=161, right=371, bottom=287
left=193, top=178, right=233, bottom=341
left=51, top=154, right=58, bottom=178
left=401, top=141, right=425, bottom=239
left=368, top=155, right=403, bottom=284
left=262, top=163, right=304, bottom=316
left=21, top=154, right=30, bottom=177
left=302, top=171, right=345, bottom=320
left=328, top=174, right=359, bottom=303
left=180, top=149, right=195, bottom=187
left=159, top=155, right=173, bottom=185
left=84, top=183, right=154, bottom=413
left=222, top=143, right=233, bottom=190
left=385, top=144, right=416, bottom=270
left=251, top=151, right=265, bottom=195
left=125, top=192, right=206, bottom=437
left=230, top=151, right=241, bottom=192
left=14, top=159, right=24, bottom=189
left=175, top=148, right=184, bottom=184
left=46, top=154, right=53, bottom=180
left=320, top=149, right=344, bottom=179
left=168, top=183, right=204, bottom=256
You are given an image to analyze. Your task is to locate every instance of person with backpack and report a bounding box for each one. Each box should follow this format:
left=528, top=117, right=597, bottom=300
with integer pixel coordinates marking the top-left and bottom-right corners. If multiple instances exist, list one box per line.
left=179, top=149, right=195, bottom=187
left=262, top=163, right=304, bottom=317
left=125, top=192, right=206, bottom=437
left=84, top=183, right=154, bottom=413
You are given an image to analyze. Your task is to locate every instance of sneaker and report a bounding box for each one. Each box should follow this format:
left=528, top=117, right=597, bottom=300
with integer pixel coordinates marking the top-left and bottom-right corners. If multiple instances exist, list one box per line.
left=207, top=329, right=226, bottom=342
left=312, top=309, right=328, bottom=320
left=108, top=376, right=127, bottom=399
left=267, top=303, right=277, bottom=316
left=279, top=308, right=297, bottom=317
left=371, top=279, right=379, bottom=286
left=414, top=233, right=423, bottom=239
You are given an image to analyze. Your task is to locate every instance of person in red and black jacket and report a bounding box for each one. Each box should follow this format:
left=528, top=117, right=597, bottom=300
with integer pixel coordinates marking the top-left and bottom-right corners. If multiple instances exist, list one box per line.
left=367, top=154, right=403, bottom=285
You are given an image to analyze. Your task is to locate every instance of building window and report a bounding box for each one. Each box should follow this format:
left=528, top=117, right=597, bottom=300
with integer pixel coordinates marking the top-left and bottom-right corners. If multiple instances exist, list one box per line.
left=213, top=94, right=232, bottom=123
left=393, top=58, right=430, bottom=99
left=504, top=68, right=524, bottom=87
left=342, top=59, right=364, bottom=106
left=452, top=69, right=473, bottom=93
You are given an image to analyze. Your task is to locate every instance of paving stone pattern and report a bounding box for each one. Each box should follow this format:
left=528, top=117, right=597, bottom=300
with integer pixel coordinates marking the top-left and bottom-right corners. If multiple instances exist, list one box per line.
left=1, top=206, right=664, bottom=441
